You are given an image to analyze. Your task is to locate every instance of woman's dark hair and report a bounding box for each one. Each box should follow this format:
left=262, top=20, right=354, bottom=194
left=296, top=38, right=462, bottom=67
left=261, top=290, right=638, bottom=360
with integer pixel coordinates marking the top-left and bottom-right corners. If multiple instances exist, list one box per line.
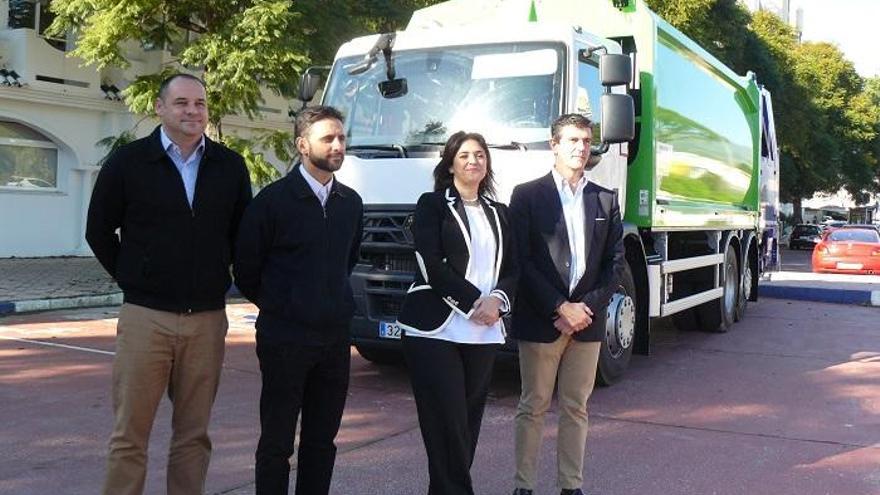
left=432, top=131, right=496, bottom=198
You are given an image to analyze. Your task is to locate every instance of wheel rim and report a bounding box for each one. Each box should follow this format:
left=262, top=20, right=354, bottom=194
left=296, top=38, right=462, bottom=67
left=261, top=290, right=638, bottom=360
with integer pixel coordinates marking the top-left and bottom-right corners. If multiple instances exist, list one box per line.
left=741, top=262, right=752, bottom=301
left=605, top=291, right=635, bottom=359
left=723, top=252, right=737, bottom=316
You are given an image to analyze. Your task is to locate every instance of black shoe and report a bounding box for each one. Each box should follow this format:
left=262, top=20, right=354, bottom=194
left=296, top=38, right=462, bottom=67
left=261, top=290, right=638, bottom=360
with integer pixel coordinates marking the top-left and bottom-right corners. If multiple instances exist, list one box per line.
left=512, top=489, right=533, bottom=495
left=560, top=490, right=585, bottom=495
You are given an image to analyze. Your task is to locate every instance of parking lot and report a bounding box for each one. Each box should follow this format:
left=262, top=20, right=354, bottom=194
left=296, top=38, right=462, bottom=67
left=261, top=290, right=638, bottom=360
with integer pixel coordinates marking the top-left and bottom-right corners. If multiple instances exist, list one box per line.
left=1, top=296, right=879, bottom=495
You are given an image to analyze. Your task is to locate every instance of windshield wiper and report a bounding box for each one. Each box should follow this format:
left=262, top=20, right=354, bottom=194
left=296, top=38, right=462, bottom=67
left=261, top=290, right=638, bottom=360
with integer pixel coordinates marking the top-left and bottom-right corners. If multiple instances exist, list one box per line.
left=347, top=144, right=408, bottom=158
left=488, top=142, right=528, bottom=151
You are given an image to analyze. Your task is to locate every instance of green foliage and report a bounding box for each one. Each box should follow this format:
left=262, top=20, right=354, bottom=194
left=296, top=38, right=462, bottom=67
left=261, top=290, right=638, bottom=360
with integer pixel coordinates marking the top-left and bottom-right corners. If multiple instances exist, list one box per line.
left=95, top=129, right=137, bottom=166
left=222, top=134, right=283, bottom=186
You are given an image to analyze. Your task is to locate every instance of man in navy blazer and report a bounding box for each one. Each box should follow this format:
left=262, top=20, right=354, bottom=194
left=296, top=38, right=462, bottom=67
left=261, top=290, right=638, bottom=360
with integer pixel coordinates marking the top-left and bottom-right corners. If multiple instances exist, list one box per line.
left=509, top=114, right=625, bottom=495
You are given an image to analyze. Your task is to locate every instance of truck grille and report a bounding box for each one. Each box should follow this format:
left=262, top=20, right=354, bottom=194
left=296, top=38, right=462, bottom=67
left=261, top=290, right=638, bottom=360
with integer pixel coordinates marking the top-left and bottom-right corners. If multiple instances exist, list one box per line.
left=359, top=208, right=416, bottom=272
left=361, top=252, right=417, bottom=272
left=362, top=210, right=414, bottom=246
left=374, top=294, right=404, bottom=319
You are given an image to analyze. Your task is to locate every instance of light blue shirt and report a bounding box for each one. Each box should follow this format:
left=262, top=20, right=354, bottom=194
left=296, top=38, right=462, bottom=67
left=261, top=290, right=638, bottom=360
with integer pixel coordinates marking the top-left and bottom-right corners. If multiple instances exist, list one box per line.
left=160, top=126, right=205, bottom=208
left=552, top=168, right=588, bottom=294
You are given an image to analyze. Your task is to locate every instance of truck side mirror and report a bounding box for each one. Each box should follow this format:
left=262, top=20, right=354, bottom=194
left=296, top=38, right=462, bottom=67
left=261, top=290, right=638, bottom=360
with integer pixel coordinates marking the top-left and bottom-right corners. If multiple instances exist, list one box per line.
left=600, top=54, right=632, bottom=87
left=298, top=72, right=321, bottom=103
left=601, top=93, right=635, bottom=143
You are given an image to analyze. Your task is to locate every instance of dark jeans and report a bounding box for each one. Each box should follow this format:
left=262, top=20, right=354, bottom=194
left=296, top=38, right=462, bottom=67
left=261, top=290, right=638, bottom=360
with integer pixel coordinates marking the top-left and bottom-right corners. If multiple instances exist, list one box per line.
left=403, top=334, right=499, bottom=495
left=254, top=339, right=350, bottom=495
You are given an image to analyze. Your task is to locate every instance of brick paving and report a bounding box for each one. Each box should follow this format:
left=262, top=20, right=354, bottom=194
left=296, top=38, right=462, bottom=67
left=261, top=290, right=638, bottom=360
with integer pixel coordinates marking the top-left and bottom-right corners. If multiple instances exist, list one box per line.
left=0, top=257, right=118, bottom=302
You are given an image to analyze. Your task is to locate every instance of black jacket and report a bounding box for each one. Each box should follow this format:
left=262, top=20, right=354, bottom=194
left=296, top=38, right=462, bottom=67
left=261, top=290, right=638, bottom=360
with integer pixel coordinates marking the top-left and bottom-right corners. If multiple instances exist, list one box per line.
left=509, top=172, right=625, bottom=342
left=233, top=164, right=363, bottom=345
left=396, top=187, right=518, bottom=334
left=86, top=126, right=252, bottom=313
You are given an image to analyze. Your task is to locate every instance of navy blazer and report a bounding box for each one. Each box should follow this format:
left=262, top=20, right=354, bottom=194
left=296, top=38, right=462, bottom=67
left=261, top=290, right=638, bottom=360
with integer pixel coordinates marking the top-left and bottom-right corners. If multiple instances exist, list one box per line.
left=509, top=172, right=625, bottom=343
left=396, top=187, right=518, bottom=334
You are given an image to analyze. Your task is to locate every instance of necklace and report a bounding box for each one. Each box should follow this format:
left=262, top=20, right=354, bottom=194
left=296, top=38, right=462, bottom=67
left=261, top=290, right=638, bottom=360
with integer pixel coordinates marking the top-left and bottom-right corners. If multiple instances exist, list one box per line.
left=462, top=197, right=480, bottom=206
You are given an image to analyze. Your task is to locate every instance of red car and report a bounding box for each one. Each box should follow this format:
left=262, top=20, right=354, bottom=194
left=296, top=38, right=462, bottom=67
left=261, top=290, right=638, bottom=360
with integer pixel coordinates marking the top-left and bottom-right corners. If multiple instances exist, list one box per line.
left=812, top=228, right=880, bottom=274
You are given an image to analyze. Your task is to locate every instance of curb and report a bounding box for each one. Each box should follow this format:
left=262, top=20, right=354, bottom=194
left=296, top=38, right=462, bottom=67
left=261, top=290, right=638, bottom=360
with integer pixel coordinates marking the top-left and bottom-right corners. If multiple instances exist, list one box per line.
left=0, top=286, right=244, bottom=316
left=0, top=293, right=124, bottom=316
left=758, top=285, right=880, bottom=306
left=3, top=286, right=877, bottom=317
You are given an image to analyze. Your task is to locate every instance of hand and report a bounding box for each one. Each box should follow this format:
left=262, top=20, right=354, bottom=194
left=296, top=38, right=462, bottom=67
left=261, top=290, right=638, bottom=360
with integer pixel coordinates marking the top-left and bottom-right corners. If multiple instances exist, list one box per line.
left=556, top=301, right=593, bottom=333
left=554, top=317, right=577, bottom=335
left=470, top=296, right=502, bottom=326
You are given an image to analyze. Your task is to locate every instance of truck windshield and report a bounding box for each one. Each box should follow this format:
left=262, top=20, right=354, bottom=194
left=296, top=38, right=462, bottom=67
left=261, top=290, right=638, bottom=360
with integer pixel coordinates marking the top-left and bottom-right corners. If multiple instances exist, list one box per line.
left=323, top=43, right=564, bottom=148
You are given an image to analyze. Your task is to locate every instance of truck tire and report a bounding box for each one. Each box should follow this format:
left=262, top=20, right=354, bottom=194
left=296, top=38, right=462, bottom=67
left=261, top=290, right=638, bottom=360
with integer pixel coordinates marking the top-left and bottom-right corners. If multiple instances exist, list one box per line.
left=694, top=246, right=738, bottom=333
left=735, top=243, right=758, bottom=320
left=354, top=344, right=404, bottom=365
left=596, top=262, right=636, bottom=386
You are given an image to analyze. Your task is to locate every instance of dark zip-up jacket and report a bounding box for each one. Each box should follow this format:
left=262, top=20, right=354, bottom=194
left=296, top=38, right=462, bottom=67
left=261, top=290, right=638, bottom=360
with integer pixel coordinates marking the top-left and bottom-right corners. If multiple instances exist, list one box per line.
left=233, top=164, right=364, bottom=345
left=86, top=126, right=252, bottom=313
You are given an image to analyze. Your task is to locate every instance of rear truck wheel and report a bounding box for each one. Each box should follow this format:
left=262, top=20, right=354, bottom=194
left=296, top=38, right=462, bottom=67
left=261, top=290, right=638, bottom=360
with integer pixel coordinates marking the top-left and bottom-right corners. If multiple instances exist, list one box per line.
left=354, top=343, right=404, bottom=365
left=735, top=243, right=759, bottom=321
left=694, top=245, right=738, bottom=333
left=596, top=262, right=636, bottom=386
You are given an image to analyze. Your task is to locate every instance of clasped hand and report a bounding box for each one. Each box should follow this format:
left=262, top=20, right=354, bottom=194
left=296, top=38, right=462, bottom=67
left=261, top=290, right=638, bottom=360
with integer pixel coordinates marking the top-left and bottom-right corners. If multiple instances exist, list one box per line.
left=469, top=296, right=502, bottom=326
left=554, top=301, right=593, bottom=335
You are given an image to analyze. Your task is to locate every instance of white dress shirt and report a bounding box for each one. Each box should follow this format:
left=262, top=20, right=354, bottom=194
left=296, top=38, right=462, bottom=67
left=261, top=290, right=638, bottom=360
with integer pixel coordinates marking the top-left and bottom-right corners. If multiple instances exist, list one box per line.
left=160, top=126, right=205, bottom=208
left=300, top=164, right=334, bottom=207
left=552, top=168, right=588, bottom=294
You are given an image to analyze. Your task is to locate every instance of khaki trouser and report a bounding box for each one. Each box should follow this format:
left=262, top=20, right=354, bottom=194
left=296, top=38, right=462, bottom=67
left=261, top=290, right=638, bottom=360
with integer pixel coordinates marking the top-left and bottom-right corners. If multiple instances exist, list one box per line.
left=103, top=303, right=228, bottom=495
left=514, top=336, right=601, bottom=491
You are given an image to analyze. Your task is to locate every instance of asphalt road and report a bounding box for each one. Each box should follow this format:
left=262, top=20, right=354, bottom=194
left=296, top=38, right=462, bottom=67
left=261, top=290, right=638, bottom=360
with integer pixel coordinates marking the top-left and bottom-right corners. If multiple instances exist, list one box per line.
left=779, top=246, right=813, bottom=272
left=1, top=299, right=878, bottom=495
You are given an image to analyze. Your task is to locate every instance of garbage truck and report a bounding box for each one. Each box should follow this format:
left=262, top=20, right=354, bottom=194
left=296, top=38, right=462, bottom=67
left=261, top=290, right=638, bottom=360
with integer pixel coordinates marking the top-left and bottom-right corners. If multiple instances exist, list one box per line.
left=304, top=0, right=780, bottom=384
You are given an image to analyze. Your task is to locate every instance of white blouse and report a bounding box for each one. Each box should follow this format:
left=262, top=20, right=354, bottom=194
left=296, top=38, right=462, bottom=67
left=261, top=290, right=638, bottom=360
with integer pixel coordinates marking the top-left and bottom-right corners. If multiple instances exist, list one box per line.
left=409, top=203, right=505, bottom=344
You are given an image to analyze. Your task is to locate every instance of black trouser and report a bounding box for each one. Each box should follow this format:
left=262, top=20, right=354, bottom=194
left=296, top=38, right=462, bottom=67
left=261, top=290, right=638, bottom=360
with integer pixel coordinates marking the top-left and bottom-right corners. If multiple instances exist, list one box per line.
left=254, top=338, right=350, bottom=495
left=403, top=334, right=499, bottom=495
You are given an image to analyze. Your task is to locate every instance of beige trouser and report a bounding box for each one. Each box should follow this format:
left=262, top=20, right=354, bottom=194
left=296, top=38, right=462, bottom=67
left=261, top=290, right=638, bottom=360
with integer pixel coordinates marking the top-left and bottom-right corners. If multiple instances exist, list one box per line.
left=514, top=335, right=601, bottom=490
left=103, top=303, right=228, bottom=495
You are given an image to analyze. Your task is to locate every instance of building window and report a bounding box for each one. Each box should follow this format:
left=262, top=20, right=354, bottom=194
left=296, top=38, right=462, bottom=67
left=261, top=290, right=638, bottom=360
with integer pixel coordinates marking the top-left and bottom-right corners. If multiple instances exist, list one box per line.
left=7, top=0, right=67, bottom=51
left=0, top=121, right=59, bottom=190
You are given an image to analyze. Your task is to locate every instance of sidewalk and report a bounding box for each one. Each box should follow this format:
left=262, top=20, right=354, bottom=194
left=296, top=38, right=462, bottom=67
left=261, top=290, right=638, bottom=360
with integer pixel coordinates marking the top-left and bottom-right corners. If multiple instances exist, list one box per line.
left=2, top=256, right=879, bottom=316
left=0, top=257, right=120, bottom=315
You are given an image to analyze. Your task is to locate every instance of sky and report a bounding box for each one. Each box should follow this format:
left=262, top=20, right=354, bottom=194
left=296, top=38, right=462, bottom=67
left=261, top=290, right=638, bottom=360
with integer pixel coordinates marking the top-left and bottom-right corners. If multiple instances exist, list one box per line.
left=789, top=0, right=879, bottom=77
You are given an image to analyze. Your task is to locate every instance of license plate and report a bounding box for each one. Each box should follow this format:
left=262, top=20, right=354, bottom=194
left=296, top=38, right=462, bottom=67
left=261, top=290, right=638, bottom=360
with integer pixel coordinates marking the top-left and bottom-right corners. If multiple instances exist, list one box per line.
left=837, top=262, right=863, bottom=270
left=378, top=321, right=402, bottom=339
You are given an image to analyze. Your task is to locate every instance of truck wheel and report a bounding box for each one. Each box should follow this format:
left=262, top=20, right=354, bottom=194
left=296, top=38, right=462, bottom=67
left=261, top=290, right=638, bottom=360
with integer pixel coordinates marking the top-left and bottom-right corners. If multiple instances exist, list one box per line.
left=596, top=262, right=636, bottom=386
left=695, top=246, right=738, bottom=333
left=735, top=244, right=758, bottom=320
left=354, top=344, right=403, bottom=365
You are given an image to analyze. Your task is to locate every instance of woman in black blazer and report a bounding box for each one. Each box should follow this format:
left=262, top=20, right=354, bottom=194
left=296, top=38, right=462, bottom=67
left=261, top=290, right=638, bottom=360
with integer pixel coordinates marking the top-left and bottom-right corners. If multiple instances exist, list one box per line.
left=397, top=131, right=518, bottom=494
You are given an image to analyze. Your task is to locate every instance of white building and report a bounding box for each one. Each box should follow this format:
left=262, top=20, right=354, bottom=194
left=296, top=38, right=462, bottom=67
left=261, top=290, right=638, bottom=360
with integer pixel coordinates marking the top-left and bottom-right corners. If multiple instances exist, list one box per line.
left=0, top=0, right=294, bottom=257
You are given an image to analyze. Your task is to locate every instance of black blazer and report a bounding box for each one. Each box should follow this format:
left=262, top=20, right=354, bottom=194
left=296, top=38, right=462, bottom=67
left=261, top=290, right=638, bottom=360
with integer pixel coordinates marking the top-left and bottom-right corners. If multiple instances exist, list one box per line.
left=397, top=187, right=518, bottom=334
left=509, top=172, right=625, bottom=342
left=86, top=126, right=252, bottom=313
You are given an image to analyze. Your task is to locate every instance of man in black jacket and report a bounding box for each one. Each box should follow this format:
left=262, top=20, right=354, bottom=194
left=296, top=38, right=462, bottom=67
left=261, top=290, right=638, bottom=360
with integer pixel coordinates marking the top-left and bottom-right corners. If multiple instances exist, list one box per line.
left=85, top=74, right=252, bottom=495
left=234, top=105, right=363, bottom=495
left=509, top=114, right=625, bottom=495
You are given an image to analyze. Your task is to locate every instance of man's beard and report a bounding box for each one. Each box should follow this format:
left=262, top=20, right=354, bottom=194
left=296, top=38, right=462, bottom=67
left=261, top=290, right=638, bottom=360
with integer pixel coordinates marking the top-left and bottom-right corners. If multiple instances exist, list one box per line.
left=310, top=153, right=344, bottom=173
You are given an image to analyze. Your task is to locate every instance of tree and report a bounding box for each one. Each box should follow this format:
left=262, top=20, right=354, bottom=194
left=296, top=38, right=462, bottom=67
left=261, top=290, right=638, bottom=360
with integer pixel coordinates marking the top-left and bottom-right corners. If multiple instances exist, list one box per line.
left=48, top=0, right=441, bottom=185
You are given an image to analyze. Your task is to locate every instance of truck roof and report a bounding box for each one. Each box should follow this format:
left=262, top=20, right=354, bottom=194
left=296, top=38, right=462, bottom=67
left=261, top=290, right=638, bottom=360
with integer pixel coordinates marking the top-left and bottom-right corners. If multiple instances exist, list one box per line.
left=334, top=23, right=618, bottom=60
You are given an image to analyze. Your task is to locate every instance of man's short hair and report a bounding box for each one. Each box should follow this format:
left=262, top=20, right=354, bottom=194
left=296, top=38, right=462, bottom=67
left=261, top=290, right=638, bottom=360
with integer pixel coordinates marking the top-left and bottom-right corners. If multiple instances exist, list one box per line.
left=157, top=74, right=206, bottom=100
left=295, top=106, right=346, bottom=139
left=551, top=113, right=593, bottom=142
